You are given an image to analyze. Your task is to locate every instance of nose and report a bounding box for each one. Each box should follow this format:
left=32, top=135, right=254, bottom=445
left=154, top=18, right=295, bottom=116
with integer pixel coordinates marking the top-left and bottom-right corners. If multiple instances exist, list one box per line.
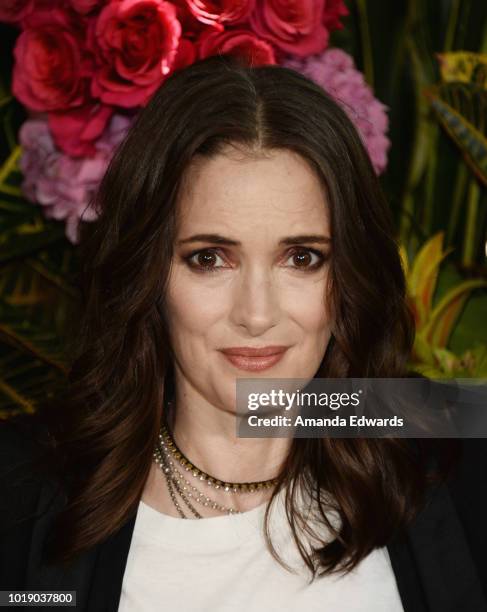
left=229, top=266, right=280, bottom=336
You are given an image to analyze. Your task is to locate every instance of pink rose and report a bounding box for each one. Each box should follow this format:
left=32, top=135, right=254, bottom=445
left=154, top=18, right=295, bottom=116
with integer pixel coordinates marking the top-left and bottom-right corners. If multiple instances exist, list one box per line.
left=185, top=0, right=255, bottom=29
left=249, top=0, right=330, bottom=57
left=48, top=102, right=114, bottom=157
left=12, top=9, right=92, bottom=112
left=90, top=0, right=182, bottom=107
left=197, top=29, right=276, bottom=65
left=0, top=0, right=35, bottom=23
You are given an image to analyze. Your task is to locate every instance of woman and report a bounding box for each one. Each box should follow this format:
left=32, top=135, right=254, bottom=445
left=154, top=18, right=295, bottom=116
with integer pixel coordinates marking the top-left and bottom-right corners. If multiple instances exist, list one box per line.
left=1, top=54, right=486, bottom=612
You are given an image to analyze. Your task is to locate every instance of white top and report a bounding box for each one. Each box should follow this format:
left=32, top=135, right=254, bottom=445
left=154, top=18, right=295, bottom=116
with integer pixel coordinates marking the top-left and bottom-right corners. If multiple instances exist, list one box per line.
left=118, top=487, right=404, bottom=612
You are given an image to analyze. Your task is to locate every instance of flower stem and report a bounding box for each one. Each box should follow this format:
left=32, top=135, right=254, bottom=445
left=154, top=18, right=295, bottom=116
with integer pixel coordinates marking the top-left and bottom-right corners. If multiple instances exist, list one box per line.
left=462, top=178, right=480, bottom=267
left=443, top=0, right=461, bottom=52
left=355, top=0, right=374, bottom=88
left=447, top=163, right=468, bottom=246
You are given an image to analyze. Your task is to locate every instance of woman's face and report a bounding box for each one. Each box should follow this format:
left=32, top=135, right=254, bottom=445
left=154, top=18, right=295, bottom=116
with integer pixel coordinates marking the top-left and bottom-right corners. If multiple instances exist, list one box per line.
left=166, top=146, right=333, bottom=414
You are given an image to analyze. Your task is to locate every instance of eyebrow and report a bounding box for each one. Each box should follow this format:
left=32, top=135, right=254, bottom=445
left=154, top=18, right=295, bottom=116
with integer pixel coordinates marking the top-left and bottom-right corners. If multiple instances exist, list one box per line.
left=177, top=233, right=332, bottom=246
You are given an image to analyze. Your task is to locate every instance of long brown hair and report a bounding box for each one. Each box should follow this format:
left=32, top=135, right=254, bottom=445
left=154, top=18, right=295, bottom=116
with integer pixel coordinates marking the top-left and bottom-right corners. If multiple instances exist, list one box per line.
left=38, top=54, right=455, bottom=576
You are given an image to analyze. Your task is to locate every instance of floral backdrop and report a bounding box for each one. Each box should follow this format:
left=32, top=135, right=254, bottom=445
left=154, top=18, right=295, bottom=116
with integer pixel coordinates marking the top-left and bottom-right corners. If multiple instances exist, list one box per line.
left=2, top=0, right=392, bottom=245
left=0, top=0, right=486, bottom=415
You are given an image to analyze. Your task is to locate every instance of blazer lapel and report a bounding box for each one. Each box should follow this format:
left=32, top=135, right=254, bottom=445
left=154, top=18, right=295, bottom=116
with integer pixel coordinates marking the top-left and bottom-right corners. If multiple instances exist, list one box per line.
left=25, top=478, right=98, bottom=611
left=25, top=476, right=137, bottom=612
left=387, top=531, right=428, bottom=612
left=86, top=512, right=137, bottom=612
left=388, top=483, right=487, bottom=612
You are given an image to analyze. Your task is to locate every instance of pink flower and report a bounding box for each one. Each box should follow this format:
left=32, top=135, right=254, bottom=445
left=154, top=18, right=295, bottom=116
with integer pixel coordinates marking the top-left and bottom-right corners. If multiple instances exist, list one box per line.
left=185, top=0, right=255, bottom=29
left=283, top=48, right=390, bottom=174
left=12, top=9, right=93, bottom=112
left=0, top=0, right=35, bottom=23
left=249, top=0, right=337, bottom=57
left=197, top=29, right=276, bottom=65
left=90, top=0, right=182, bottom=108
left=19, top=114, right=133, bottom=244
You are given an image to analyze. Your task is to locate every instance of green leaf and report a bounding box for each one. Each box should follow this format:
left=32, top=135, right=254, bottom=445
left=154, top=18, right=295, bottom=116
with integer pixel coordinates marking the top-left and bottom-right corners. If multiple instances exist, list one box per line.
left=423, top=279, right=487, bottom=346
left=408, top=232, right=453, bottom=327
left=0, top=299, right=68, bottom=372
left=432, top=347, right=465, bottom=375
left=0, top=338, right=66, bottom=415
left=0, top=217, right=66, bottom=263
left=413, top=332, right=435, bottom=365
left=425, top=83, right=487, bottom=186
left=468, top=344, right=487, bottom=377
left=25, top=250, right=80, bottom=299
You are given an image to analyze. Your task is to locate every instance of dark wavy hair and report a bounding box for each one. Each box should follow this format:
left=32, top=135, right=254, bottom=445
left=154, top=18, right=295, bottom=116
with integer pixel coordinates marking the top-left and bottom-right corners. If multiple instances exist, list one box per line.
left=37, top=54, right=455, bottom=577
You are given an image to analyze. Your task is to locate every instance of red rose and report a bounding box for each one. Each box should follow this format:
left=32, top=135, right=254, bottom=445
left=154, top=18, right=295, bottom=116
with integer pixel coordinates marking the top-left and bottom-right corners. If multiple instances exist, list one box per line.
left=90, top=0, right=182, bottom=108
left=185, top=0, right=255, bottom=29
left=322, top=0, right=349, bottom=31
left=172, top=38, right=197, bottom=72
left=197, top=29, right=276, bottom=65
left=171, top=0, right=208, bottom=39
left=0, top=0, right=35, bottom=23
left=70, top=0, right=105, bottom=14
left=12, top=9, right=92, bottom=112
left=49, top=102, right=114, bottom=157
left=249, top=0, right=329, bottom=57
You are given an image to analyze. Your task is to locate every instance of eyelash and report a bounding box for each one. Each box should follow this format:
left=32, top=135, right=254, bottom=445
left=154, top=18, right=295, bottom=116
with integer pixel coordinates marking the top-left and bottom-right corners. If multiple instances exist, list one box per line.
left=182, top=247, right=329, bottom=274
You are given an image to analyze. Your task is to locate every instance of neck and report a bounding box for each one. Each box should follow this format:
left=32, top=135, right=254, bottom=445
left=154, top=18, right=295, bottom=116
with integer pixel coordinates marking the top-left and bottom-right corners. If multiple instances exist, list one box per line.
left=169, top=399, right=291, bottom=485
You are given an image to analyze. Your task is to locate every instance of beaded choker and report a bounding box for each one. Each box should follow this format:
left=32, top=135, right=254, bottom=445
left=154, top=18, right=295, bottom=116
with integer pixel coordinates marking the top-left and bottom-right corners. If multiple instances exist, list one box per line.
left=159, top=423, right=280, bottom=493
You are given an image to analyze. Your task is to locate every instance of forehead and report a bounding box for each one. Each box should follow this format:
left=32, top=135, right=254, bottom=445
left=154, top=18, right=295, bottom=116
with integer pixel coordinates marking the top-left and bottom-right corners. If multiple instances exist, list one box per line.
left=175, top=147, right=330, bottom=236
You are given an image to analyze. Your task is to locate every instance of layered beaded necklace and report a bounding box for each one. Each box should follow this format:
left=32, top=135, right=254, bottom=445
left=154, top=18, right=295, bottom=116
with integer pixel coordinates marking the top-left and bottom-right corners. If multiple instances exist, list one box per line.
left=153, top=408, right=279, bottom=519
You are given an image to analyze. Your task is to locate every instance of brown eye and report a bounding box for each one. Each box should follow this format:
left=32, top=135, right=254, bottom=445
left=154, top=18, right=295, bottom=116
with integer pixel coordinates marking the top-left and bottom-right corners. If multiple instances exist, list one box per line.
left=286, top=248, right=325, bottom=271
left=197, top=251, right=218, bottom=268
left=293, top=251, right=312, bottom=267
left=184, top=248, right=226, bottom=273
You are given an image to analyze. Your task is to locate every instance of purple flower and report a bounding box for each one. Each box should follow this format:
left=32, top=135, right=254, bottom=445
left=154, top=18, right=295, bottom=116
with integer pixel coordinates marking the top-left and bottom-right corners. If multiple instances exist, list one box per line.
left=19, top=114, right=132, bottom=244
left=282, top=48, right=390, bottom=174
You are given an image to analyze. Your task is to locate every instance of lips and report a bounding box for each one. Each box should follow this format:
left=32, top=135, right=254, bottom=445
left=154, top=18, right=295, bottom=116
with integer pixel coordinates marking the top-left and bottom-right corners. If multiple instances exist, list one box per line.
left=219, top=346, right=289, bottom=372
left=220, top=346, right=289, bottom=357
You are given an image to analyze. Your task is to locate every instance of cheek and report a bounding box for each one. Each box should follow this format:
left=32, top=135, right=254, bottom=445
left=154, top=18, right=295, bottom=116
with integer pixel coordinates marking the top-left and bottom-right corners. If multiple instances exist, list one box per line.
left=301, top=302, right=330, bottom=331
left=165, top=271, right=226, bottom=337
left=286, top=283, right=331, bottom=332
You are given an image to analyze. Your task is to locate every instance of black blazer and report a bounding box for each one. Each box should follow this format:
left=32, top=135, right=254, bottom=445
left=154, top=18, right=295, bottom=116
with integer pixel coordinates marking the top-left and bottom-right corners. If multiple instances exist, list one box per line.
left=1, top=417, right=486, bottom=612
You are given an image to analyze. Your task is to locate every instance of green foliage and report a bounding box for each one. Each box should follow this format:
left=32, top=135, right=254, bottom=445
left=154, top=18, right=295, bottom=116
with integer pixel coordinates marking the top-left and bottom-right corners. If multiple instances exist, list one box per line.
left=334, top=0, right=487, bottom=375
left=401, top=232, right=487, bottom=375
left=426, top=78, right=487, bottom=188
left=0, top=89, right=80, bottom=416
left=332, top=0, right=487, bottom=265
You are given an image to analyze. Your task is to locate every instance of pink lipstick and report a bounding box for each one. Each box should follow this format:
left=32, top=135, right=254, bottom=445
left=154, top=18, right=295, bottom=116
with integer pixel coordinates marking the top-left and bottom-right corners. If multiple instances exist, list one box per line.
left=219, top=346, right=289, bottom=372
